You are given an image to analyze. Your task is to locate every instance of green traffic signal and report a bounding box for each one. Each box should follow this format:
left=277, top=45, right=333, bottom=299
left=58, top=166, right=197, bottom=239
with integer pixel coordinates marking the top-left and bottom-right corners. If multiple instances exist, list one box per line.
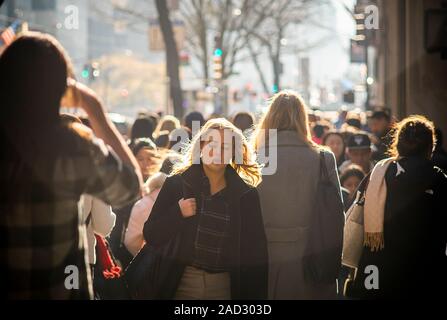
left=214, top=48, right=223, bottom=57
left=81, top=68, right=89, bottom=79
left=81, top=62, right=100, bottom=80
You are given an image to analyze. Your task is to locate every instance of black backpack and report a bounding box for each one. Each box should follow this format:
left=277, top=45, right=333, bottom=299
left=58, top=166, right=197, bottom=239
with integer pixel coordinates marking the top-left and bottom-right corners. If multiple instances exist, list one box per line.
left=303, top=151, right=345, bottom=284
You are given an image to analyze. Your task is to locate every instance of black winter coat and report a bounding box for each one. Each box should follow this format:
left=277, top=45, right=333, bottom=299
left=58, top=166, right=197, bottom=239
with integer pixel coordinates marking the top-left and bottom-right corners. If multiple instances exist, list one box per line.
left=351, top=156, right=447, bottom=299
left=142, top=164, right=268, bottom=299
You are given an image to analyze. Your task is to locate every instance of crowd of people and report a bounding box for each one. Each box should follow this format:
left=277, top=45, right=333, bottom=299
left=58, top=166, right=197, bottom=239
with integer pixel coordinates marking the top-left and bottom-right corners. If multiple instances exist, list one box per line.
left=1, top=32, right=446, bottom=300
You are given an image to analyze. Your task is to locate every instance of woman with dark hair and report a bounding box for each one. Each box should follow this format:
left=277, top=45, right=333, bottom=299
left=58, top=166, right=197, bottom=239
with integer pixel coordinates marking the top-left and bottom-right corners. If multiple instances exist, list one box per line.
left=348, top=115, right=447, bottom=299
left=0, top=32, right=142, bottom=299
left=130, top=116, right=155, bottom=147
left=183, top=111, right=205, bottom=134
left=147, top=112, right=161, bottom=129
left=322, top=131, right=346, bottom=168
left=232, top=111, right=255, bottom=135
left=132, top=137, right=160, bottom=182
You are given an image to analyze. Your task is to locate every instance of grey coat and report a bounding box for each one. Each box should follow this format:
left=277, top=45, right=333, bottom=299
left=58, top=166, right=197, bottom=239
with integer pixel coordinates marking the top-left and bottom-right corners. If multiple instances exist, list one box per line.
left=257, top=130, right=343, bottom=300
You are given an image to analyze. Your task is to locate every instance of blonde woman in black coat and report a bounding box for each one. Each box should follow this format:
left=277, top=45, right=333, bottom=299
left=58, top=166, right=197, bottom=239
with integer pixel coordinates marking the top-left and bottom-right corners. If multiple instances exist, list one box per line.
left=143, top=118, right=268, bottom=300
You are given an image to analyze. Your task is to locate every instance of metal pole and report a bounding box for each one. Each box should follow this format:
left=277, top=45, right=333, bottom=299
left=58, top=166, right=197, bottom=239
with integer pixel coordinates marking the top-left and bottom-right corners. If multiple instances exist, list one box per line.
left=365, top=41, right=370, bottom=110
left=166, top=77, right=171, bottom=115
left=7, top=0, right=16, bottom=19
left=222, top=82, right=228, bottom=116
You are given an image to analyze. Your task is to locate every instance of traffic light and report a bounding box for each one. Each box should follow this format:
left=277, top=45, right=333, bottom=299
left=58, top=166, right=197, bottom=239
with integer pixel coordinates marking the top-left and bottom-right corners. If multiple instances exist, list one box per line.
left=179, top=51, right=190, bottom=66
left=213, top=34, right=223, bottom=80
left=81, top=64, right=90, bottom=79
left=213, top=54, right=223, bottom=80
left=353, top=12, right=366, bottom=44
left=91, top=62, right=100, bottom=79
left=214, top=48, right=223, bottom=57
left=81, top=62, right=100, bottom=81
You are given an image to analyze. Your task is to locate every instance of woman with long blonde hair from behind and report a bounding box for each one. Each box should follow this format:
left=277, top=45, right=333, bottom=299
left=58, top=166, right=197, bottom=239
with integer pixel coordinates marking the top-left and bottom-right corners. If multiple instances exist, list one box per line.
left=142, top=118, right=268, bottom=300
left=254, top=90, right=343, bottom=299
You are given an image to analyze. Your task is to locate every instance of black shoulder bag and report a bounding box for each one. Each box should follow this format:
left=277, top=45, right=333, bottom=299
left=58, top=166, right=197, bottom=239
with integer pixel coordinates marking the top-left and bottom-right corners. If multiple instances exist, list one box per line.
left=302, top=151, right=345, bottom=284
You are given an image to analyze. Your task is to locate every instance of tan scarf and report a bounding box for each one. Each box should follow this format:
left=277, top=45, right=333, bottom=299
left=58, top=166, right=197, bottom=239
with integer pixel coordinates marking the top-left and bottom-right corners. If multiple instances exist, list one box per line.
left=363, top=158, right=395, bottom=252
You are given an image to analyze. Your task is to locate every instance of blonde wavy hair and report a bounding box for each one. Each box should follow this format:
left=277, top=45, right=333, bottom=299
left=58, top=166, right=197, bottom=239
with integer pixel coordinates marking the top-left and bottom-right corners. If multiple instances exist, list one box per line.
left=171, top=118, right=262, bottom=187
left=254, top=90, right=319, bottom=150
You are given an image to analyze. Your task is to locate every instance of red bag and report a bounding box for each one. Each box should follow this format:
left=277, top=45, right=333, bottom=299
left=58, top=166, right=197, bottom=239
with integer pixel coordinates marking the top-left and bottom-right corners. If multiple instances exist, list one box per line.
left=95, top=234, right=122, bottom=279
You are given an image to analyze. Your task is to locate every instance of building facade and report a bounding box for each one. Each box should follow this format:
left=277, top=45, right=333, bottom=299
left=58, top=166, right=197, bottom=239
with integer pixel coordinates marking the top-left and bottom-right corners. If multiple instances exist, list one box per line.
left=376, top=0, right=447, bottom=148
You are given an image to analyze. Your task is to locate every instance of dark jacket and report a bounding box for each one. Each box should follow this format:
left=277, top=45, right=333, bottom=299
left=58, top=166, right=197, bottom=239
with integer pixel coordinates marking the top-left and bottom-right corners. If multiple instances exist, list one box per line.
left=142, top=164, right=268, bottom=300
left=351, top=156, right=447, bottom=299
left=433, top=148, right=447, bottom=173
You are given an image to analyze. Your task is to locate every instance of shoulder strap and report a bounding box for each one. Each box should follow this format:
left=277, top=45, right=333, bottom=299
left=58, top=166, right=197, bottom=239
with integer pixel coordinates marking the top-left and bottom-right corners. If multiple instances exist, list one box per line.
left=319, top=151, right=330, bottom=181
left=85, top=212, right=92, bottom=226
left=356, top=172, right=372, bottom=202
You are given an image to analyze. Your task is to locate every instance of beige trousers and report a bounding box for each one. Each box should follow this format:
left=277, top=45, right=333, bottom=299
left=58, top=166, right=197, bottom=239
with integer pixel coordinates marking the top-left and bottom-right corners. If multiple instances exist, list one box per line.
left=174, top=266, right=231, bottom=300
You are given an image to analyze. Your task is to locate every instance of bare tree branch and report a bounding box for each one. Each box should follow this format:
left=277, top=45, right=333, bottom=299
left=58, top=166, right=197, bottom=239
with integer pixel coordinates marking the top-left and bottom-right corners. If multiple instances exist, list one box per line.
left=247, top=39, right=269, bottom=93
left=240, top=0, right=331, bottom=90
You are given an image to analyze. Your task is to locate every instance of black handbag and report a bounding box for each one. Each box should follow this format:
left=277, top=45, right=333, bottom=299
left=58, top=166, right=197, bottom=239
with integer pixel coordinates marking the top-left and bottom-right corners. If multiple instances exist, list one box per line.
left=302, top=151, right=345, bottom=284
left=124, top=233, right=183, bottom=300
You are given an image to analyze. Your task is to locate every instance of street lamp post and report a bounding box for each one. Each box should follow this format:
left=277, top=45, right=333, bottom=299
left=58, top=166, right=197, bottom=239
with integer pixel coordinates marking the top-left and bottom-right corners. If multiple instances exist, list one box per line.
left=365, top=38, right=370, bottom=110
left=166, top=76, right=171, bottom=115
